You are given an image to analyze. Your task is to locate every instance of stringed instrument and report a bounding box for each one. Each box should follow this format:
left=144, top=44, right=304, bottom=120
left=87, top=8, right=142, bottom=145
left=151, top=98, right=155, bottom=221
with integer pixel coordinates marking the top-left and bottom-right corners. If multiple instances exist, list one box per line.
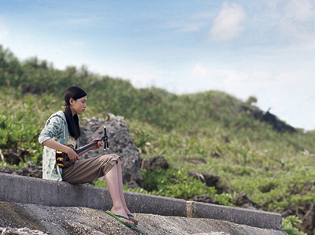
left=56, top=126, right=109, bottom=168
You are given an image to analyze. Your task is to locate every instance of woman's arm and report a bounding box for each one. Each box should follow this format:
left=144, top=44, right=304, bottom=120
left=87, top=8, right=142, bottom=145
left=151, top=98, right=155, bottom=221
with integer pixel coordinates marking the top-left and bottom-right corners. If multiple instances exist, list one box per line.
left=43, top=139, right=80, bottom=161
left=77, top=139, right=104, bottom=157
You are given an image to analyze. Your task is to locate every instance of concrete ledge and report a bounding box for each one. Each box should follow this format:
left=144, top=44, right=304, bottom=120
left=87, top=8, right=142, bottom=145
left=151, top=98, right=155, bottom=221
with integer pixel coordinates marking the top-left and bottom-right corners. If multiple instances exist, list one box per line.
left=188, top=201, right=282, bottom=230
left=0, top=173, right=186, bottom=217
left=124, top=192, right=187, bottom=217
left=0, top=173, right=59, bottom=206
left=0, top=173, right=281, bottom=230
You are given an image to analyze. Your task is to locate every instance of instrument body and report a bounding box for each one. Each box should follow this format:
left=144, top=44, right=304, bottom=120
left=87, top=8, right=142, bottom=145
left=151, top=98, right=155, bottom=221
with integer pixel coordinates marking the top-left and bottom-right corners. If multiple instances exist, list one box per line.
left=56, top=126, right=109, bottom=168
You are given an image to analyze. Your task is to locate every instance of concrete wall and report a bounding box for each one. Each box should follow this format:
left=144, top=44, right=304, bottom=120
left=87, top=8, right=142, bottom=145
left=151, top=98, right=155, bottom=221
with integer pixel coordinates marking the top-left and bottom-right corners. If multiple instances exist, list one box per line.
left=0, top=173, right=282, bottom=230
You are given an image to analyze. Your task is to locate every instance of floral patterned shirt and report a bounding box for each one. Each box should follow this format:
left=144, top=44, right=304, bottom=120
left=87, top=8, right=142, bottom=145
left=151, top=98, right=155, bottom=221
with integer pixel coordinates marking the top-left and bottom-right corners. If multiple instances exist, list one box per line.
left=38, top=111, right=68, bottom=181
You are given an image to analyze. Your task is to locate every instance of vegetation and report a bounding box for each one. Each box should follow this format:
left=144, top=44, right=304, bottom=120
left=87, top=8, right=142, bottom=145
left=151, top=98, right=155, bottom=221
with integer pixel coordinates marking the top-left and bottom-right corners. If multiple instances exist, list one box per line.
left=282, top=216, right=306, bottom=235
left=1, top=45, right=314, bottom=234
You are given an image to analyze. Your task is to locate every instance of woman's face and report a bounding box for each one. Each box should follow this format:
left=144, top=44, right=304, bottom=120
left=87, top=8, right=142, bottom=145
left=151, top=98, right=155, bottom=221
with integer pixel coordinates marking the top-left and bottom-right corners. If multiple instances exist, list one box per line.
left=70, top=96, right=87, bottom=116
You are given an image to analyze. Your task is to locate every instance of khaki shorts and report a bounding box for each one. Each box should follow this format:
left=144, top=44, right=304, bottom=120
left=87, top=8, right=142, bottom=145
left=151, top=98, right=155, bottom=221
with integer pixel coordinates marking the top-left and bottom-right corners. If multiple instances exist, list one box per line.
left=62, top=154, right=120, bottom=184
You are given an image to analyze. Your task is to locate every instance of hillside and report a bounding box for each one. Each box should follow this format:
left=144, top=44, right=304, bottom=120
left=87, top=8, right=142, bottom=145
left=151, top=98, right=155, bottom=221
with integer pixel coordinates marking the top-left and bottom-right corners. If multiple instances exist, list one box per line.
left=1, top=45, right=315, bottom=234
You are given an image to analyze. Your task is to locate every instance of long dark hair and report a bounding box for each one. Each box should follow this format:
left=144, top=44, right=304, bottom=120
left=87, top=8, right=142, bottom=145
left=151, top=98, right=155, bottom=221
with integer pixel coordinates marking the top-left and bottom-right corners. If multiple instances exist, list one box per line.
left=63, top=86, right=87, bottom=140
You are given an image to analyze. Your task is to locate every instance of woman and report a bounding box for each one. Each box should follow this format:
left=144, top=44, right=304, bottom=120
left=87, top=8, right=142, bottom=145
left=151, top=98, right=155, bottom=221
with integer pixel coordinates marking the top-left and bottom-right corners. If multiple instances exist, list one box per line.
left=38, top=86, right=138, bottom=227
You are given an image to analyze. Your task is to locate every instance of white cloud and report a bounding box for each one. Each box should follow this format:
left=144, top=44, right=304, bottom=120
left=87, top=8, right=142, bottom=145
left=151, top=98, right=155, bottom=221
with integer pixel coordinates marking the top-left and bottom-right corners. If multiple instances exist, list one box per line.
left=284, top=0, right=313, bottom=22
left=191, top=63, right=210, bottom=79
left=207, top=2, right=246, bottom=42
left=273, top=70, right=313, bottom=99
left=219, top=69, right=271, bottom=86
left=270, top=96, right=283, bottom=106
left=264, top=0, right=281, bottom=9
left=190, top=63, right=227, bottom=90
left=278, top=0, right=314, bottom=42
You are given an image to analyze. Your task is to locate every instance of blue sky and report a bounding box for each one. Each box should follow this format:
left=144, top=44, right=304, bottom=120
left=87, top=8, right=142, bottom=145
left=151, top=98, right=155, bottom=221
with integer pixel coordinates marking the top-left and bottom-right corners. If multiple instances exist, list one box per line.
left=0, top=0, right=314, bottom=130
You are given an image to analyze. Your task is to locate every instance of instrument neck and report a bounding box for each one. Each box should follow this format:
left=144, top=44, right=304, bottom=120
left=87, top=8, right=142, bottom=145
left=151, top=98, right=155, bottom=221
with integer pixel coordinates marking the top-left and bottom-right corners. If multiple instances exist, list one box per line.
left=75, top=135, right=106, bottom=155
left=75, top=141, right=98, bottom=155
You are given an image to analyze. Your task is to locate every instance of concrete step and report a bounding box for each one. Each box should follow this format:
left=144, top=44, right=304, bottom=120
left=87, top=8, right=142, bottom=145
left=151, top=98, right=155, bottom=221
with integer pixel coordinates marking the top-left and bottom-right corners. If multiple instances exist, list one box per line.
left=0, top=173, right=282, bottom=231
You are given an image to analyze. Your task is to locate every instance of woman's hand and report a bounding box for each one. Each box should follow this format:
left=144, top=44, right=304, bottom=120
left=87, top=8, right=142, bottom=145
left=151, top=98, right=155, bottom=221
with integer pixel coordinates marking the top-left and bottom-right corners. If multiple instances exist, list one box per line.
left=89, top=139, right=103, bottom=150
left=66, top=147, right=80, bottom=161
left=42, top=138, right=80, bottom=161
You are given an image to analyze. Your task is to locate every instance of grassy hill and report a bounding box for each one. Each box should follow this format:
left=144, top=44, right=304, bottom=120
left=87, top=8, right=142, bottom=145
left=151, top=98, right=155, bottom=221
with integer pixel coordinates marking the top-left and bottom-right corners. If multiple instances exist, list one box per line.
left=1, top=45, right=314, bottom=234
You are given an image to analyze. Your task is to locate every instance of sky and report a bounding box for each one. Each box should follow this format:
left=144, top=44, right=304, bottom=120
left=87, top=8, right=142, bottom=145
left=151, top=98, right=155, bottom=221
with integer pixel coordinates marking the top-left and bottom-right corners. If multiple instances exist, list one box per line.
left=0, top=0, right=314, bottom=130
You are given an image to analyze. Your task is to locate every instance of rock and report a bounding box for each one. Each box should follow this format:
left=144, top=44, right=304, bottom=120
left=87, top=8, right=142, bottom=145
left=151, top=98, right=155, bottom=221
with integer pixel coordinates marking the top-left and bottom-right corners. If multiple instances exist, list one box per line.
left=232, top=191, right=261, bottom=210
left=22, top=161, right=42, bottom=178
left=210, top=151, right=221, bottom=158
left=79, top=115, right=142, bottom=188
left=185, top=157, right=206, bottom=165
left=237, top=105, right=296, bottom=133
left=0, top=161, right=42, bottom=178
left=1, top=149, right=31, bottom=166
left=190, top=194, right=220, bottom=205
left=0, top=166, right=17, bottom=174
left=188, top=172, right=228, bottom=194
left=141, top=155, right=169, bottom=171
left=0, top=227, right=48, bottom=235
left=0, top=201, right=286, bottom=235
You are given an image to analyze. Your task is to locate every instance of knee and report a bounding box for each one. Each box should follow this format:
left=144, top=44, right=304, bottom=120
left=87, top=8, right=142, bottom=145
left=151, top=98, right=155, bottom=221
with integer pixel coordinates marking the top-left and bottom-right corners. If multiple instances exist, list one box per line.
left=108, top=154, right=120, bottom=165
left=112, top=154, right=120, bottom=159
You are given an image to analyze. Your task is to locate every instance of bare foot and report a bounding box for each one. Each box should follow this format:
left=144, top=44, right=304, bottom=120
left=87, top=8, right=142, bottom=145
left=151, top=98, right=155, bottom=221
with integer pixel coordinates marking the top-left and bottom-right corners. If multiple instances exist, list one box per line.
left=128, top=214, right=139, bottom=224
left=110, top=208, right=134, bottom=226
left=125, top=209, right=139, bottom=224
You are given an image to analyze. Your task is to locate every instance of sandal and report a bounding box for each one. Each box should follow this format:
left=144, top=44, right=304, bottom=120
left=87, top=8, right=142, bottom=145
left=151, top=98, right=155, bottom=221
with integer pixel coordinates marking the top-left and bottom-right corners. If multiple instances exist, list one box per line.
left=106, top=210, right=133, bottom=228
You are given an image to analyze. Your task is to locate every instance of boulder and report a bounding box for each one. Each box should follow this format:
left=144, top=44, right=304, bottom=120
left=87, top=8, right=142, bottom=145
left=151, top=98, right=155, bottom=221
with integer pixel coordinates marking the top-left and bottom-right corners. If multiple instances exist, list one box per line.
left=232, top=191, right=262, bottom=210
left=141, top=155, right=169, bottom=171
left=237, top=105, right=296, bottom=133
left=188, top=172, right=228, bottom=194
left=0, top=161, right=42, bottom=178
left=1, top=149, right=31, bottom=166
left=79, top=114, right=142, bottom=188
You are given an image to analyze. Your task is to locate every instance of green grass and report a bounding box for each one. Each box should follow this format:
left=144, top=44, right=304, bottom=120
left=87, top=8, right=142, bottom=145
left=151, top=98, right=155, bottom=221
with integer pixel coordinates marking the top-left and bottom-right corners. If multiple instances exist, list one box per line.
left=1, top=44, right=314, bottom=234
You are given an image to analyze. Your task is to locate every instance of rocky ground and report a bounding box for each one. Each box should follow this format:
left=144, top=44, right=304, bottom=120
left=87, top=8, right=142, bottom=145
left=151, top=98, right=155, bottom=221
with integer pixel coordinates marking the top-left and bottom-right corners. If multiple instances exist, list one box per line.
left=0, top=200, right=286, bottom=235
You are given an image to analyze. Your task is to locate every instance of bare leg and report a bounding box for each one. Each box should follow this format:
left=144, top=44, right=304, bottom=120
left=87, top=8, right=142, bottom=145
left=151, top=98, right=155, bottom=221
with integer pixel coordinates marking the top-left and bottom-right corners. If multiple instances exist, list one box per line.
left=104, top=162, right=133, bottom=226
left=116, top=159, right=139, bottom=223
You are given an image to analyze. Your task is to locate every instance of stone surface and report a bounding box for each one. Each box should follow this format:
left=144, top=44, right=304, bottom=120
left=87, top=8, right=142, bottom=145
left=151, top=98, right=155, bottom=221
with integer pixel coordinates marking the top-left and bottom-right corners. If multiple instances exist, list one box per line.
left=0, top=227, right=48, bottom=235
left=79, top=114, right=142, bottom=187
left=0, top=201, right=286, bottom=235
